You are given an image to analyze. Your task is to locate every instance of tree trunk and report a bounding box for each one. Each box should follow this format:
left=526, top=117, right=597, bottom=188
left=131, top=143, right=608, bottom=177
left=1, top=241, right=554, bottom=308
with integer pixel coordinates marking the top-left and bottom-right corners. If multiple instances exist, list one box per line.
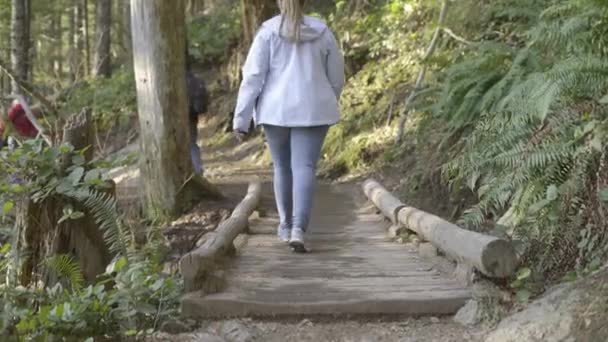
left=69, top=1, right=76, bottom=81
left=131, top=0, right=222, bottom=219
left=116, top=0, right=131, bottom=60
left=71, top=0, right=85, bottom=80
left=55, top=3, right=64, bottom=77
left=84, top=0, right=91, bottom=76
left=24, top=0, right=32, bottom=83
left=122, top=0, right=131, bottom=59
left=94, top=0, right=112, bottom=77
left=1, top=26, right=10, bottom=97
left=69, top=0, right=86, bottom=81
left=49, top=6, right=58, bottom=76
left=240, top=0, right=278, bottom=48
left=76, top=0, right=86, bottom=77
left=17, top=108, right=113, bottom=287
left=10, top=0, right=29, bottom=94
left=1, top=58, right=5, bottom=97
left=187, top=0, right=205, bottom=16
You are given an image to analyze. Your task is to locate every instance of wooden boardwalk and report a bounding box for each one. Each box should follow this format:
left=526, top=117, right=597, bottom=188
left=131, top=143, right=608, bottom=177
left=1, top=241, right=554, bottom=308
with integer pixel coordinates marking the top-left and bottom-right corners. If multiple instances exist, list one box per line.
left=182, top=183, right=471, bottom=318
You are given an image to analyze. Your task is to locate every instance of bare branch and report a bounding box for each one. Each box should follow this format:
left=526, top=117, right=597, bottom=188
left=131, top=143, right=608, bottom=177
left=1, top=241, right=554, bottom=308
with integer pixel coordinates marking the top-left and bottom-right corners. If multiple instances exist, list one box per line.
left=442, top=27, right=474, bottom=45
left=0, top=57, right=56, bottom=113
left=395, top=0, right=450, bottom=143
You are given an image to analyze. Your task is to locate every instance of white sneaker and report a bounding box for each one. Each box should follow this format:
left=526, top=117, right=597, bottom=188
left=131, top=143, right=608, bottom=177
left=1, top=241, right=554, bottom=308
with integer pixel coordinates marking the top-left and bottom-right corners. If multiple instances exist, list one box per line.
left=277, top=225, right=291, bottom=243
left=289, top=227, right=306, bottom=253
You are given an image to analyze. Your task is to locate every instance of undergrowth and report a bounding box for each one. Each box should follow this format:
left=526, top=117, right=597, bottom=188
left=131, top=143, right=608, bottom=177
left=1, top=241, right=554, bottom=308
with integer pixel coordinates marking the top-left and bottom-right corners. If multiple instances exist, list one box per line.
left=435, top=0, right=608, bottom=284
left=187, top=2, right=242, bottom=65
left=59, top=68, right=137, bottom=132
left=321, top=0, right=437, bottom=177
left=319, top=0, right=608, bottom=301
left=0, top=141, right=179, bottom=341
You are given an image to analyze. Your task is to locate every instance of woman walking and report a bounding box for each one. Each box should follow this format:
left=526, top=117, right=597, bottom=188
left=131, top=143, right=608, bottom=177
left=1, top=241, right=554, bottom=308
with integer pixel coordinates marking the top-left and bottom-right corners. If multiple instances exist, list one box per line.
left=232, top=0, right=344, bottom=252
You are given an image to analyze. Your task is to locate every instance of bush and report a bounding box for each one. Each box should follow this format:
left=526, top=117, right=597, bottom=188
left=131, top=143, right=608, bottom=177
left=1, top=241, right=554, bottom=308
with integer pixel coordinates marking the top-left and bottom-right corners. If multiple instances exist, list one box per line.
left=0, top=141, right=180, bottom=340
left=187, top=4, right=241, bottom=65
left=59, top=68, right=137, bottom=131
left=430, top=0, right=608, bottom=280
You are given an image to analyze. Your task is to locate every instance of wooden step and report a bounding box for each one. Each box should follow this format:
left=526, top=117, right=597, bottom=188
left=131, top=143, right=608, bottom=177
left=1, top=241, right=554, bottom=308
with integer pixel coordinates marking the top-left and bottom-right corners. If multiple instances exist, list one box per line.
left=181, top=184, right=471, bottom=318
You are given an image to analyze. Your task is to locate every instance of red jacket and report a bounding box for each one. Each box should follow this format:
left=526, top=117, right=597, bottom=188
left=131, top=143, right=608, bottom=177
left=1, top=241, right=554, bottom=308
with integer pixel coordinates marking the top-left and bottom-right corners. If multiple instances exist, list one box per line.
left=1, top=103, right=38, bottom=138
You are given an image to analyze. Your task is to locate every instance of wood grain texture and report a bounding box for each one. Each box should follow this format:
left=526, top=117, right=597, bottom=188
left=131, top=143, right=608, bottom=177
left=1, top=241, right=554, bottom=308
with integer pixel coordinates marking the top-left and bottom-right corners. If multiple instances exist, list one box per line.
left=182, top=184, right=470, bottom=317
left=363, top=178, right=518, bottom=278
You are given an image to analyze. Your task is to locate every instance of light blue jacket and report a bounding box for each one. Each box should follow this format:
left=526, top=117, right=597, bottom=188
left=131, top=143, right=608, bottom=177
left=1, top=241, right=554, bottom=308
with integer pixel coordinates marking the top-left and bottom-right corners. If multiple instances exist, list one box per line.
left=233, top=15, right=345, bottom=133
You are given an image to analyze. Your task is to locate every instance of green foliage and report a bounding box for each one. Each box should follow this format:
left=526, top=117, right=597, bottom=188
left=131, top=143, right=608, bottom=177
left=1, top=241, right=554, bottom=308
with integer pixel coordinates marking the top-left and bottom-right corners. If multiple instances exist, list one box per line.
left=0, top=139, right=135, bottom=211
left=59, top=69, right=137, bottom=130
left=322, top=0, right=436, bottom=175
left=0, top=139, right=179, bottom=340
left=330, top=0, right=431, bottom=63
left=46, top=255, right=85, bottom=292
left=72, top=189, right=130, bottom=257
left=431, top=0, right=608, bottom=279
left=2, top=256, right=181, bottom=340
left=187, top=4, right=241, bottom=64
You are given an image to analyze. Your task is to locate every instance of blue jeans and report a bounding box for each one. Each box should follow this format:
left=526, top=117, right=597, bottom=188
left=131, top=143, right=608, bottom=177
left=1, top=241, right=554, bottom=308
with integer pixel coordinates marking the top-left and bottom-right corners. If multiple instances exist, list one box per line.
left=263, top=124, right=329, bottom=232
left=190, top=122, right=203, bottom=174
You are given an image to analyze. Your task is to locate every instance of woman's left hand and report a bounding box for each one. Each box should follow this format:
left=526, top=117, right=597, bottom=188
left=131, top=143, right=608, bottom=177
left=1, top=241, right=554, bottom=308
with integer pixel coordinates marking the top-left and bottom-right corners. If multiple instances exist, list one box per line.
left=234, top=130, right=247, bottom=143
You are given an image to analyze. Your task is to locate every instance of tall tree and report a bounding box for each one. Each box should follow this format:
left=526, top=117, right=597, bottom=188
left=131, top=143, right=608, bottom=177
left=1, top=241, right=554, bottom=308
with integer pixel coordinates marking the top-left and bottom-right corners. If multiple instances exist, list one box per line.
left=122, top=0, right=131, bottom=51
left=52, top=2, right=63, bottom=78
left=115, top=0, right=131, bottom=60
left=94, top=0, right=112, bottom=77
left=1, top=0, right=11, bottom=96
left=69, top=0, right=86, bottom=81
left=130, top=0, right=219, bottom=218
left=240, top=0, right=277, bottom=47
left=187, top=0, right=204, bottom=16
left=83, top=0, right=91, bottom=76
left=23, top=0, right=32, bottom=81
left=68, top=0, right=76, bottom=80
left=122, top=0, right=131, bottom=57
left=10, top=0, right=30, bottom=93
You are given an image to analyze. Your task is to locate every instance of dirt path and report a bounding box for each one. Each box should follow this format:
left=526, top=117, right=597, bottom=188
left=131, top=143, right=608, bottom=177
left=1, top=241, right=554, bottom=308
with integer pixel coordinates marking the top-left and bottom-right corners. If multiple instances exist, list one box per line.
left=153, top=316, right=486, bottom=342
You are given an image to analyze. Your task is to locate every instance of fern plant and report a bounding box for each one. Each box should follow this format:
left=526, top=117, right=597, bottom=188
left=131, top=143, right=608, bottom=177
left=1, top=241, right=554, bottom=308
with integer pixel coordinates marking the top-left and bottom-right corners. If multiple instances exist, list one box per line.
left=45, top=254, right=84, bottom=292
left=432, top=0, right=608, bottom=278
left=69, top=189, right=130, bottom=258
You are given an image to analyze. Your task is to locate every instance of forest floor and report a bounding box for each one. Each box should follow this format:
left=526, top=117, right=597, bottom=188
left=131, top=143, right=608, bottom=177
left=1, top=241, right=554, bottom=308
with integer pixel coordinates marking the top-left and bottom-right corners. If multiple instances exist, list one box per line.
left=109, top=92, right=608, bottom=341
left=107, top=113, right=491, bottom=341
left=152, top=316, right=487, bottom=342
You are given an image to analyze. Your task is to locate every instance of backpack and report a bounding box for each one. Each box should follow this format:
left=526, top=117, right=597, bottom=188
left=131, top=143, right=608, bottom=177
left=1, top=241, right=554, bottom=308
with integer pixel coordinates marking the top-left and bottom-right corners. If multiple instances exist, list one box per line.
left=186, top=71, right=209, bottom=123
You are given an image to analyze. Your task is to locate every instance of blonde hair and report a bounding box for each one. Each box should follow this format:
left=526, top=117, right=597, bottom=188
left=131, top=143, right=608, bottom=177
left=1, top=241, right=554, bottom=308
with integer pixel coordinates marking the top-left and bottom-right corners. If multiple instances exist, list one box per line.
left=278, top=0, right=306, bottom=42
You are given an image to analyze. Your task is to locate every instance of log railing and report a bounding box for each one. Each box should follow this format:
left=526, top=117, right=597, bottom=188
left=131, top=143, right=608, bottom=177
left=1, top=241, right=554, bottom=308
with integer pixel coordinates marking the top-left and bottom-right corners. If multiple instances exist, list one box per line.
left=363, top=179, right=518, bottom=278
left=180, top=179, right=262, bottom=292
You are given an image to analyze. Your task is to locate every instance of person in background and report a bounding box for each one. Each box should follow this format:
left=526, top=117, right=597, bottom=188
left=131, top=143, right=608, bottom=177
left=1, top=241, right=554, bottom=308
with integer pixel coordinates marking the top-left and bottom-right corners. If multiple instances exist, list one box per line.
left=184, top=41, right=210, bottom=176
left=0, top=100, right=41, bottom=148
left=186, top=69, right=209, bottom=175
left=232, top=0, right=345, bottom=252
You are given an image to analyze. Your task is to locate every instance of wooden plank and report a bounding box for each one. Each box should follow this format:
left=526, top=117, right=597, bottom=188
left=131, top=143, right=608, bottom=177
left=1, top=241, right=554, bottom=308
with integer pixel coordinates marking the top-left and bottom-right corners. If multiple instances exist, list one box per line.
left=223, top=270, right=440, bottom=278
left=182, top=290, right=470, bottom=318
left=223, top=279, right=465, bottom=291
left=181, top=183, right=471, bottom=318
